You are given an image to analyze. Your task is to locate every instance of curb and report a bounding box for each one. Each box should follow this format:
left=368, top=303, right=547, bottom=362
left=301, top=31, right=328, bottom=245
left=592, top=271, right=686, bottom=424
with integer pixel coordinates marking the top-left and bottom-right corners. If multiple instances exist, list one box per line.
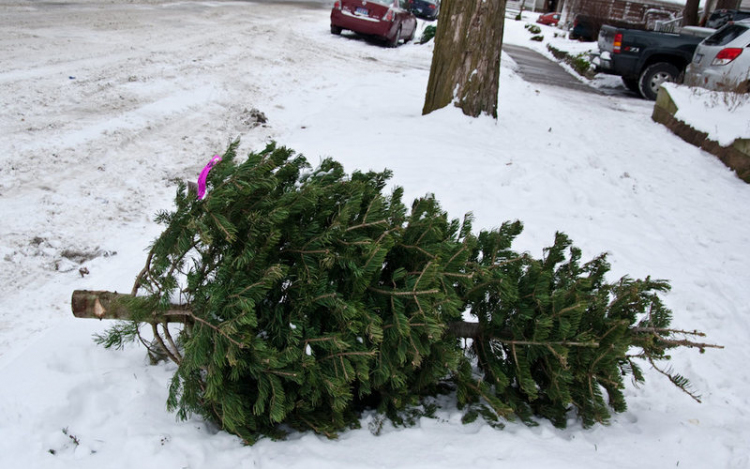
left=651, top=87, right=750, bottom=183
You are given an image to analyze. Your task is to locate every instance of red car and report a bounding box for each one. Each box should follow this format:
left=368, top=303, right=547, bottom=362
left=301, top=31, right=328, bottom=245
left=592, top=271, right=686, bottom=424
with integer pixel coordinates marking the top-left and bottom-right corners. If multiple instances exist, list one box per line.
left=331, top=0, right=417, bottom=47
left=536, top=12, right=560, bottom=26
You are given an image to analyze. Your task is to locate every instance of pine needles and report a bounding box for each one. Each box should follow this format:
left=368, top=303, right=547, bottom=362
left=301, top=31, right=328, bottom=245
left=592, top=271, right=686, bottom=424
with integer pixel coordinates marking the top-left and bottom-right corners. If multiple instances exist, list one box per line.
left=97, top=141, right=721, bottom=442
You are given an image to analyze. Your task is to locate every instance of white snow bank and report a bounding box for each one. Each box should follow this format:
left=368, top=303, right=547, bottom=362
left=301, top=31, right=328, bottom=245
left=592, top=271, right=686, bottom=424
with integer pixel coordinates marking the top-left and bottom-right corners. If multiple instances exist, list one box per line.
left=664, top=82, right=750, bottom=146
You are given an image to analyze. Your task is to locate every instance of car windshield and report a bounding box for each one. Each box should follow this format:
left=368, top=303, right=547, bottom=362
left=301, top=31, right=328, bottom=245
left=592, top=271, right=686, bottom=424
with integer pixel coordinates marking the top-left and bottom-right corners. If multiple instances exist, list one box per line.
left=703, top=24, right=750, bottom=46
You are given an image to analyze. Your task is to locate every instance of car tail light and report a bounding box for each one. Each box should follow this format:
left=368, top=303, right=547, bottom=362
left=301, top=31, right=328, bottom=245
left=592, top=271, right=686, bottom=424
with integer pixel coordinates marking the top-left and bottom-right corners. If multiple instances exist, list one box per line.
left=333, top=0, right=341, bottom=9
left=384, top=8, right=394, bottom=21
left=613, top=33, right=622, bottom=54
left=712, top=48, right=743, bottom=66
left=429, top=3, right=436, bottom=8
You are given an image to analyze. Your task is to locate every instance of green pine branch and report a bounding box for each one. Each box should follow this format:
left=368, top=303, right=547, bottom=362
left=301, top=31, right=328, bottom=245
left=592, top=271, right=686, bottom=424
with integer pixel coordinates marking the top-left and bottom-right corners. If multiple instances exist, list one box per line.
left=93, top=141, right=721, bottom=442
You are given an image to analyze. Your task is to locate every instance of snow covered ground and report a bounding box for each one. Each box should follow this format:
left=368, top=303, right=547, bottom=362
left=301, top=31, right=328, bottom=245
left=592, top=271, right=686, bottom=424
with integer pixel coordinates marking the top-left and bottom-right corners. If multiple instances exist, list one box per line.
left=1, top=1, right=749, bottom=468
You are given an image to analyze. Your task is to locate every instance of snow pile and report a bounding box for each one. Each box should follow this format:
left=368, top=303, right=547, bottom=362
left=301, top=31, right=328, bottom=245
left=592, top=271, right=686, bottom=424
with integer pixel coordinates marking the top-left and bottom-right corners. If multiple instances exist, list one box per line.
left=664, top=82, right=750, bottom=145
left=1, top=2, right=749, bottom=469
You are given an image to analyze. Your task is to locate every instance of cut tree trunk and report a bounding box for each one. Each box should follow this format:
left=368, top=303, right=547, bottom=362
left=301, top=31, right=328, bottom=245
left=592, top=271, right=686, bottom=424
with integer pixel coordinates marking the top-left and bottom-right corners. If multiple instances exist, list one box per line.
left=71, top=290, right=722, bottom=354
left=71, top=290, right=483, bottom=335
left=72, top=290, right=136, bottom=320
left=422, top=0, right=506, bottom=118
left=71, top=290, right=186, bottom=321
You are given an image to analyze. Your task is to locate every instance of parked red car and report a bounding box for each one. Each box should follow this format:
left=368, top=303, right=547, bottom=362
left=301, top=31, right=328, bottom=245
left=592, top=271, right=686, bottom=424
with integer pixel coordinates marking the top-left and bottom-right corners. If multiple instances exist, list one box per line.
left=331, top=0, right=417, bottom=47
left=536, top=12, right=560, bottom=26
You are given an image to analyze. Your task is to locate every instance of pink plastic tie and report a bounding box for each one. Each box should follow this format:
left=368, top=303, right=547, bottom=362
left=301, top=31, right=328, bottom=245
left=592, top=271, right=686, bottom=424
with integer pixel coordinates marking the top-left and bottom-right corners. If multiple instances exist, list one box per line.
left=197, top=154, right=222, bottom=200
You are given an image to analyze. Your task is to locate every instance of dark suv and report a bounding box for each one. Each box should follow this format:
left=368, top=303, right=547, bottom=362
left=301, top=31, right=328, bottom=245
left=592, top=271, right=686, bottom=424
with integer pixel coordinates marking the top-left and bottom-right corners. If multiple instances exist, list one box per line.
left=570, top=15, right=597, bottom=41
left=407, top=0, right=439, bottom=20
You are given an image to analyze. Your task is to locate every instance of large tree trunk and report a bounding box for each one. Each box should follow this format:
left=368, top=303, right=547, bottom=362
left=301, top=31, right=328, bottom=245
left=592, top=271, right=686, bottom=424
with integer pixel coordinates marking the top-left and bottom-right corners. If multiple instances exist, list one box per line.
left=422, top=0, right=506, bottom=118
left=700, top=0, right=717, bottom=26
left=682, top=0, right=701, bottom=26
left=716, top=0, right=741, bottom=9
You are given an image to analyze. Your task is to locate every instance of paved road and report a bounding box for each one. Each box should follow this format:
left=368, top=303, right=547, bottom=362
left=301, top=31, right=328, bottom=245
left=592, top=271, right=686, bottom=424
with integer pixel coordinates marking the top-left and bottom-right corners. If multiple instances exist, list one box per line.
left=502, top=43, right=600, bottom=94
left=503, top=43, right=639, bottom=98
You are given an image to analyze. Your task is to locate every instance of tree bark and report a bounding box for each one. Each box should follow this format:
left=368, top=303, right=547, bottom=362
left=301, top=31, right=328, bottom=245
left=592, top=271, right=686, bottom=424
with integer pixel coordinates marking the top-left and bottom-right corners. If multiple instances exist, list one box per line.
left=682, top=0, right=701, bottom=26
left=71, top=290, right=187, bottom=321
left=422, top=0, right=506, bottom=118
left=700, top=0, right=716, bottom=26
left=716, top=0, right=741, bottom=9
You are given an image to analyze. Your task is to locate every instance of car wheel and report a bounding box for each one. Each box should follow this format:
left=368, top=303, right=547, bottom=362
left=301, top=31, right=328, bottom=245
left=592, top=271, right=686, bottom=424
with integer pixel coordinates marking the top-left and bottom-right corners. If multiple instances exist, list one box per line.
left=388, top=26, right=402, bottom=48
left=331, top=25, right=342, bottom=35
left=638, top=63, right=679, bottom=100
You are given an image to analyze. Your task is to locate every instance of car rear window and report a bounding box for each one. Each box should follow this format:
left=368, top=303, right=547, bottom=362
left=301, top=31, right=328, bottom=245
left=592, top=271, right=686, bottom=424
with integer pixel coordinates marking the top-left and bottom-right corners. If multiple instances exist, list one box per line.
left=703, top=24, right=750, bottom=46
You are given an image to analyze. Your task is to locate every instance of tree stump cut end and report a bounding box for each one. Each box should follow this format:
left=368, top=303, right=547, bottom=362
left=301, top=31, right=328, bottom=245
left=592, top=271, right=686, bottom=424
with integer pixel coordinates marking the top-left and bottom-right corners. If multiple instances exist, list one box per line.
left=71, top=290, right=134, bottom=320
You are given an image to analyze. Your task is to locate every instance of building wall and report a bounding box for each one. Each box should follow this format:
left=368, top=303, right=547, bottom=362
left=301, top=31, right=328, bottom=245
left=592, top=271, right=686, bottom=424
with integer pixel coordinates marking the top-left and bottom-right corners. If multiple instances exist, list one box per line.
left=559, top=0, right=683, bottom=28
left=507, top=0, right=549, bottom=12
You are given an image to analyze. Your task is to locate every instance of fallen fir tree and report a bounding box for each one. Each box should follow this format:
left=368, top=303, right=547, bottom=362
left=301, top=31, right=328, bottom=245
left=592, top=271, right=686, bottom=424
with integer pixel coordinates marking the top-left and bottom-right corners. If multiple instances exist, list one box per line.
left=79, top=141, right=720, bottom=443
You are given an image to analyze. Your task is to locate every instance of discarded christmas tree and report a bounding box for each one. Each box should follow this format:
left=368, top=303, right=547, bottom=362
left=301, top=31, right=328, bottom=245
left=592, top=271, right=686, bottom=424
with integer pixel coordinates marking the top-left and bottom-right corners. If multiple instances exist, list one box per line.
left=89, top=141, right=720, bottom=443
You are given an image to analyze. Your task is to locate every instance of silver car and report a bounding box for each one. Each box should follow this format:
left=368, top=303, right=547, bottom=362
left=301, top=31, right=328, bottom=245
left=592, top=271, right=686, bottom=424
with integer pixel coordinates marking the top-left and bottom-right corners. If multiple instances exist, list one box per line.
left=685, top=19, right=750, bottom=92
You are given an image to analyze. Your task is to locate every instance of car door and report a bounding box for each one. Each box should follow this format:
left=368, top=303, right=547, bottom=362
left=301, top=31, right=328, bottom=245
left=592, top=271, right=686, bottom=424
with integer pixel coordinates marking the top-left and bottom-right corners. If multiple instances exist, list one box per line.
left=398, top=0, right=417, bottom=38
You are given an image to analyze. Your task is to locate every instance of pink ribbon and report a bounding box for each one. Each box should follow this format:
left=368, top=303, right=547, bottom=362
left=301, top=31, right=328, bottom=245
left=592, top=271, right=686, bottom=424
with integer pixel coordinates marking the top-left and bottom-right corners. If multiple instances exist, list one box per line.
left=197, top=154, right=222, bottom=200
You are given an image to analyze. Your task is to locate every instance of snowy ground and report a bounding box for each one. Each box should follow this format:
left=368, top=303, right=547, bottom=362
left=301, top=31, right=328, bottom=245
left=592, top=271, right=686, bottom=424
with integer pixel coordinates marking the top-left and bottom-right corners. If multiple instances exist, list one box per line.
left=1, top=1, right=749, bottom=468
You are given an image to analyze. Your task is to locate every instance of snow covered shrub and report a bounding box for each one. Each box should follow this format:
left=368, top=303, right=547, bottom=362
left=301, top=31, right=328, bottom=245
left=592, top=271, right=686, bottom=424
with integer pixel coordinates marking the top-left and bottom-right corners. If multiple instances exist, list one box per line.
left=96, top=142, right=717, bottom=443
left=571, top=52, right=592, bottom=77
left=546, top=45, right=594, bottom=78
left=420, top=25, right=437, bottom=44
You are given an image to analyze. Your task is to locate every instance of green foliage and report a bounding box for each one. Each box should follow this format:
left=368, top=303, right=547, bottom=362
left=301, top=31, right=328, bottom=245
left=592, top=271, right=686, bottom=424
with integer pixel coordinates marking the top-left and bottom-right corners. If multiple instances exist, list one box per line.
left=546, top=44, right=594, bottom=79
left=526, top=24, right=542, bottom=34
left=420, top=25, right=437, bottom=44
left=546, top=43, right=568, bottom=61
left=531, top=35, right=544, bottom=42
left=570, top=53, right=592, bottom=77
left=100, top=142, right=715, bottom=443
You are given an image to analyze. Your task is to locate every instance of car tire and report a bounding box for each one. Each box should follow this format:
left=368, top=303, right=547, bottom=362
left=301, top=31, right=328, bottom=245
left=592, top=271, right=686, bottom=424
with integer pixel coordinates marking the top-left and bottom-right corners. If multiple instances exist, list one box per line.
left=331, top=25, right=342, bottom=35
left=638, top=63, right=679, bottom=100
left=388, top=26, right=402, bottom=48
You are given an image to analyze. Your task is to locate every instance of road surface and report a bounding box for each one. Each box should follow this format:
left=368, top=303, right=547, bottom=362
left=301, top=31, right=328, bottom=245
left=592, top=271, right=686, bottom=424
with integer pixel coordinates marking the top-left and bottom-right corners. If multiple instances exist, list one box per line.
left=503, top=43, right=600, bottom=94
